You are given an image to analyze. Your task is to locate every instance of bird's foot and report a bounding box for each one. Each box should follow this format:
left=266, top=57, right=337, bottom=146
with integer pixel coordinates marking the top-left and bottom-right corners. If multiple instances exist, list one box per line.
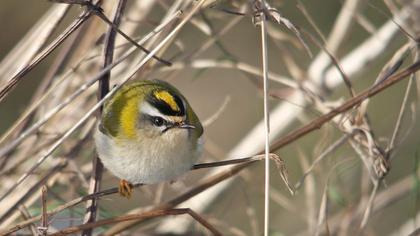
left=119, top=179, right=133, bottom=199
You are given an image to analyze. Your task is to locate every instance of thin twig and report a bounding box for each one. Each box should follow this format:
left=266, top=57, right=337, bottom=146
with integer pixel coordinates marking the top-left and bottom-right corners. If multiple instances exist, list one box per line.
left=366, top=1, right=417, bottom=42
left=39, top=186, right=48, bottom=236
left=0, top=4, right=70, bottom=80
left=269, top=61, right=420, bottom=152
left=0, top=7, right=183, bottom=209
left=89, top=4, right=172, bottom=66
left=154, top=15, right=418, bottom=228
left=159, top=59, right=297, bottom=88
left=7, top=59, right=415, bottom=233
left=81, top=1, right=127, bottom=235
left=315, top=158, right=354, bottom=236
left=0, top=19, right=86, bottom=148
left=50, top=208, right=222, bottom=236
left=193, top=154, right=293, bottom=194
left=388, top=51, right=418, bottom=155
left=0, top=10, right=181, bottom=158
left=104, top=163, right=253, bottom=235
left=18, top=206, right=37, bottom=236
left=0, top=85, right=117, bottom=204
left=303, top=30, right=356, bottom=97
left=0, top=0, right=203, bottom=220
left=0, top=5, right=95, bottom=103
left=295, top=132, right=353, bottom=189
left=0, top=160, right=67, bottom=223
left=1, top=186, right=122, bottom=235
left=308, top=0, right=364, bottom=83
left=299, top=169, right=420, bottom=235
left=254, top=1, right=271, bottom=234
left=359, top=180, right=379, bottom=230
left=298, top=151, right=316, bottom=232
left=50, top=0, right=172, bottom=66
left=10, top=140, right=98, bottom=217
left=192, top=156, right=260, bottom=170
left=202, top=96, right=231, bottom=127
left=296, top=1, right=326, bottom=43
left=2, top=158, right=251, bottom=235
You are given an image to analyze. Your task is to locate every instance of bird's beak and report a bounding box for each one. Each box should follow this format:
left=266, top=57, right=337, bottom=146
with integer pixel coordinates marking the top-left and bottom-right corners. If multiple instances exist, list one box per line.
left=178, top=123, right=195, bottom=130
left=162, top=122, right=195, bottom=133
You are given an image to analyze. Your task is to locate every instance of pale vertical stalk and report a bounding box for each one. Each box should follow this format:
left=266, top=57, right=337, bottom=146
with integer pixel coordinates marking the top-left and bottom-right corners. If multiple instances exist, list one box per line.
left=155, top=7, right=412, bottom=233
left=82, top=1, right=126, bottom=235
left=0, top=1, right=198, bottom=204
left=0, top=86, right=118, bottom=203
left=0, top=4, right=70, bottom=81
left=258, top=6, right=270, bottom=236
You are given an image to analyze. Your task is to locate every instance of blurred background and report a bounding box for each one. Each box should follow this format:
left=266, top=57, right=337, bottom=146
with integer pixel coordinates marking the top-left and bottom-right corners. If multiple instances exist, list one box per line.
left=0, top=0, right=419, bottom=235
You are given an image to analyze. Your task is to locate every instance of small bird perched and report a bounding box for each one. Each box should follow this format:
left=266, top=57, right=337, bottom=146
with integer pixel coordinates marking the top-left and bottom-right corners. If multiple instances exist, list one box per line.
left=95, top=79, right=203, bottom=198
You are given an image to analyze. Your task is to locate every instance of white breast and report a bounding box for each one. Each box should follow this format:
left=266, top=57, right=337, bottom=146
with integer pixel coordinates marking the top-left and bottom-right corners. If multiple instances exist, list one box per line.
left=94, top=127, right=202, bottom=184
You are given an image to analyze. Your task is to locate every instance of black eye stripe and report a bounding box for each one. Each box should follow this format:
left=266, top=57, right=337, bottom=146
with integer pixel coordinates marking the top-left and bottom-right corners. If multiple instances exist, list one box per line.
left=142, top=114, right=166, bottom=126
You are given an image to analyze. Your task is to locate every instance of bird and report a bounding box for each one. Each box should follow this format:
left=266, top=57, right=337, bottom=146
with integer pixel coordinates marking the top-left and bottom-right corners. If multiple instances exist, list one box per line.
left=94, top=79, right=203, bottom=198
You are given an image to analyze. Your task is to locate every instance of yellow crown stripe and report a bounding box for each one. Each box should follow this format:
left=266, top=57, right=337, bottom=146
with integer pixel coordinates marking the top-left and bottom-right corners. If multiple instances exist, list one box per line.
left=154, top=90, right=180, bottom=112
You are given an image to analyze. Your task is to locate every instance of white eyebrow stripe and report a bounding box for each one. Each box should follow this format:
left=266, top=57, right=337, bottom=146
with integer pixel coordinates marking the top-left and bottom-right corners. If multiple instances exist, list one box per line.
left=140, top=102, right=171, bottom=120
left=141, top=100, right=187, bottom=120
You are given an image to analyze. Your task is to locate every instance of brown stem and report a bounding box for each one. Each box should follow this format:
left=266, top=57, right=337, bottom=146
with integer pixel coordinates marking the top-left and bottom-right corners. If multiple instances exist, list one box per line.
left=269, top=60, right=420, bottom=152
left=81, top=1, right=126, bottom=235
left=40, top=186, right=48, bottom=236
left=0, top=8, right=94, bottom=103
left=3, top=61, right=419, bottom=235
left=50, top=208, right=222, bottom=236
left=192, top=156, right=260, bottom=169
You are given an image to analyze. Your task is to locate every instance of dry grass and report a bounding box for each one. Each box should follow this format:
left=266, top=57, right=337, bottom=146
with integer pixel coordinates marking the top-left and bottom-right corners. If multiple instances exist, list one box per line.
left=0, top=0, right=419, bottom=235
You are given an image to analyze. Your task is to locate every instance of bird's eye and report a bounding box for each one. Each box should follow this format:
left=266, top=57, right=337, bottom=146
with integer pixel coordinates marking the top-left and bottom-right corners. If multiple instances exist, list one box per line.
left=152, top=116, right=165, bottom=127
